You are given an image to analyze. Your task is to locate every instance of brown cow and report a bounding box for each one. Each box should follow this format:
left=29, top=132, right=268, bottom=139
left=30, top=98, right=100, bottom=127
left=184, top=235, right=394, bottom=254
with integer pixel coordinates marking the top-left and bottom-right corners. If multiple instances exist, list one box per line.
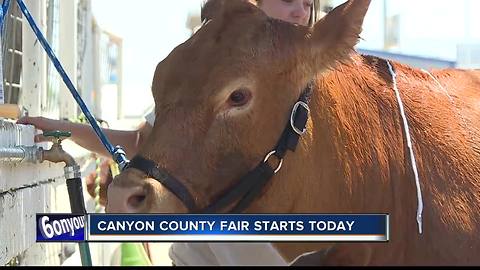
left=107, top=0, right=480, bottom=265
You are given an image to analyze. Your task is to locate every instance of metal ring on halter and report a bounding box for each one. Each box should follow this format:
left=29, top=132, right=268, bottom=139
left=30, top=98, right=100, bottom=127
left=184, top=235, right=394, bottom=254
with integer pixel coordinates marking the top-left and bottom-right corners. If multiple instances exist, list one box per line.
left=290, top=101, right=311, bottom=135
left=264, top=150, right=283, bottom=174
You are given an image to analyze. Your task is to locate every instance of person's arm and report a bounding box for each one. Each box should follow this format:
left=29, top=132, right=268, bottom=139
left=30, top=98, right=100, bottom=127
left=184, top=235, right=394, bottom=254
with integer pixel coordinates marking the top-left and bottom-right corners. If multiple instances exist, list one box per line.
left=17, top=116, right=152, bottom=158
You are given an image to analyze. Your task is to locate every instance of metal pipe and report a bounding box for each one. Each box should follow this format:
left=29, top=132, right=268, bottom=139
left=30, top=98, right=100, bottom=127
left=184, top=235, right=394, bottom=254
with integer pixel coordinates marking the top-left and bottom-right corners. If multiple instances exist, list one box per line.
left=0, top=145, right=42, bottom=163
left=0, top=147, right=26, bottom=162
left=3, top=82, right=21, bottom=88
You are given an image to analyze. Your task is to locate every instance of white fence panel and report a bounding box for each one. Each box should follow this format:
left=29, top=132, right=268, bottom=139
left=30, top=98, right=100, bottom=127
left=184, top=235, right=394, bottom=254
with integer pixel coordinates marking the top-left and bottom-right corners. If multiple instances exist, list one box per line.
left=0, top=120, right=94, bottom=265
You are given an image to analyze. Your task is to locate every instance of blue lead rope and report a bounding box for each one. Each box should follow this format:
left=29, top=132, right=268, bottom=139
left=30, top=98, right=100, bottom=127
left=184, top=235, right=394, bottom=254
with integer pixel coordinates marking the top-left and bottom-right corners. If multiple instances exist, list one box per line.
left=16, top=0, right=129, bottom=170
left=1, top=0, right=10, bottom=23
left=0, top=0, right=10, bottom=36
left=2, top=0, right=10, bottom=15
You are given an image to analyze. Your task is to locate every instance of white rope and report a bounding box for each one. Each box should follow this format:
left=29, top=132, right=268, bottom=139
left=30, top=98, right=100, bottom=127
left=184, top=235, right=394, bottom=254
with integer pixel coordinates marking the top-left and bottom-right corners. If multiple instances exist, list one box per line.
left=387, top=60, right=424, bottom=235
left=421, top=69, right=454, bottom=102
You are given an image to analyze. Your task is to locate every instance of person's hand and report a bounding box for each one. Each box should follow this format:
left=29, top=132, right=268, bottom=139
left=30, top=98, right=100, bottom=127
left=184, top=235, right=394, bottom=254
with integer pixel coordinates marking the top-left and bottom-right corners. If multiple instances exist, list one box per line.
left=86, top=158, right=114, bottom=207
left=17, top=116, right=60, bottom=143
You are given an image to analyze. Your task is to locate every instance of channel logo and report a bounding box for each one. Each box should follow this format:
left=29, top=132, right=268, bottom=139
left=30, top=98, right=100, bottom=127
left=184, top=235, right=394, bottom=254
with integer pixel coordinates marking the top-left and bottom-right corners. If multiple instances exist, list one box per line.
left=36, top=214, right=86, bottom=242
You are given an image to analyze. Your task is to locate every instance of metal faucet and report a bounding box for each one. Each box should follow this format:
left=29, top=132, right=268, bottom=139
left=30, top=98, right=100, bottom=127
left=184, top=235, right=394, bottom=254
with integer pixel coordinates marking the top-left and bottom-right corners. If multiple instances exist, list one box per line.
left=40, top=131, right=80, bottom=179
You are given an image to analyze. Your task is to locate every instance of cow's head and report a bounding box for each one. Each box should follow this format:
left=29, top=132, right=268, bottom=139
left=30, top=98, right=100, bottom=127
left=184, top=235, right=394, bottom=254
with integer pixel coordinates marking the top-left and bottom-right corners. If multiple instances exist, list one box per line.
left=107, top=0, right=370, bottom=213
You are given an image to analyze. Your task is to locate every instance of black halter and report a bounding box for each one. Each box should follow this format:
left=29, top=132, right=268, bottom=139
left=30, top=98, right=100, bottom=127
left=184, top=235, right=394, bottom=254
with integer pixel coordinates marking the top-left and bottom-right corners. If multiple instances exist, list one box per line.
left=126, top=81, right=314, bottom=213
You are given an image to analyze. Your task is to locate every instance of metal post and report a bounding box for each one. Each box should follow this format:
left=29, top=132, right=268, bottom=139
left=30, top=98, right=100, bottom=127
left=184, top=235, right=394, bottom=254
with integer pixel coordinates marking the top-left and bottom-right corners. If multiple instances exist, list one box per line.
left=0, top=12, right=4, bottom=105
left=58, top=0, right=77, bottom=119
left=383, top=0, right=387, bottom=50
left=22, top=0, right=46, bottom=116
left=0, top=0, right=10, bottom=105
left=117, top=38, right=123, bottom=120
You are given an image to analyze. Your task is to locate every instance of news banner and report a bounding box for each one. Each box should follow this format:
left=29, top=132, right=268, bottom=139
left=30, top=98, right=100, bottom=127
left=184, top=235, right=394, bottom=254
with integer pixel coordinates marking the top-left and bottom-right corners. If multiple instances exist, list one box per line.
left=36, top=214, right=389, bottom=242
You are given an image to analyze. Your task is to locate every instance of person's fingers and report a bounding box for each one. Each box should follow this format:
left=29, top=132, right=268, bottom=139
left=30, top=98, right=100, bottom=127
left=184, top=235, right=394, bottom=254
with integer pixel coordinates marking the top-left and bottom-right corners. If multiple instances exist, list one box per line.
left=17, top=116, right=52, bottom=131
left=86, top=175, right=96, bottom=198
left=99, top=174, right=109, bottom=207
left=34, top=134, right=48, bottom=143
left=16, top=116, right=33, bottom=125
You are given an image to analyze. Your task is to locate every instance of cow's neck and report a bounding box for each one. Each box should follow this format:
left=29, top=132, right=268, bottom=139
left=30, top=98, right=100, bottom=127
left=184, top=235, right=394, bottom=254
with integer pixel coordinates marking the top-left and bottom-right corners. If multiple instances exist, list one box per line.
left=276, top=55, right=419, bottom=214
left=264, top=54, right=480, bottom=264
left=270, top=55, right=423, bottom=264
left=249, top=55, right=421, bottom=214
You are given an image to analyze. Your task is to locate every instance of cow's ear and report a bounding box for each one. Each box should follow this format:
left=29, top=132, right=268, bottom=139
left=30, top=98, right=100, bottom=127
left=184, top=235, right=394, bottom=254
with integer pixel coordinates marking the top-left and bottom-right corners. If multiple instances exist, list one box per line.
left=308, top=0, right=371, bottom=71
left=201, top=0, right=259, bottom=24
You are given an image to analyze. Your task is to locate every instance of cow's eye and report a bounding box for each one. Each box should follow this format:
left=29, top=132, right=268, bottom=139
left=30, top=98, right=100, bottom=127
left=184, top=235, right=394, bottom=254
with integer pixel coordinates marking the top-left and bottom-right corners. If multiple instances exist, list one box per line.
left=228, top=88, right=251, bottom=107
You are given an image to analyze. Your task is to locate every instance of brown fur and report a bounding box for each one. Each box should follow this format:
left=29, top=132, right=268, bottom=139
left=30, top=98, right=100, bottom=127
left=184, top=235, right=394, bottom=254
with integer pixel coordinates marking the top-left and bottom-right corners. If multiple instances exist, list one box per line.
left=108, top=0, right=480, bottom=265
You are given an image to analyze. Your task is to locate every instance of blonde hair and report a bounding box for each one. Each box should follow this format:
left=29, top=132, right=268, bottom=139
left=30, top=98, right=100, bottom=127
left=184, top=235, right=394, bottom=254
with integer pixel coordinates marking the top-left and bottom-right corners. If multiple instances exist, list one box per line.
left=254, top=0, right=320, bottom=27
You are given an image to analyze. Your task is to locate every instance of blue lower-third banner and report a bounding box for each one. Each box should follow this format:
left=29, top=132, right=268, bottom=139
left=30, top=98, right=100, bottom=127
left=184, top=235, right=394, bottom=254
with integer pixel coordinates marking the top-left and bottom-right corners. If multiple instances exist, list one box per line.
left=87, top=214, right=389, bottom=242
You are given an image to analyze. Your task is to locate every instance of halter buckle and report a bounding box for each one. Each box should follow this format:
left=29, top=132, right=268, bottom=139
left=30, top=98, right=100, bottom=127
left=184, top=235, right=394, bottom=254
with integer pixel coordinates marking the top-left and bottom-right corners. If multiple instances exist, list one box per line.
left=290, top=101, right=310, bottom=135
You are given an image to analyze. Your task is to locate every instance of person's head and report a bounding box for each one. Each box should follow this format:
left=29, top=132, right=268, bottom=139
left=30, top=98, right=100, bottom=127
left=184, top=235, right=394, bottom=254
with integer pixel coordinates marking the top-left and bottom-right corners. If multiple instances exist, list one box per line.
left=255, top=0, right=315, bottom=27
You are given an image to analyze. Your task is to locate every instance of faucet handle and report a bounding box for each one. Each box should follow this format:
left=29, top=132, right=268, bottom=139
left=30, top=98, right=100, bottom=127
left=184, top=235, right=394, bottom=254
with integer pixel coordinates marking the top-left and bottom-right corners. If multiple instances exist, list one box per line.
left=43, top=130, right=72, bottom=144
